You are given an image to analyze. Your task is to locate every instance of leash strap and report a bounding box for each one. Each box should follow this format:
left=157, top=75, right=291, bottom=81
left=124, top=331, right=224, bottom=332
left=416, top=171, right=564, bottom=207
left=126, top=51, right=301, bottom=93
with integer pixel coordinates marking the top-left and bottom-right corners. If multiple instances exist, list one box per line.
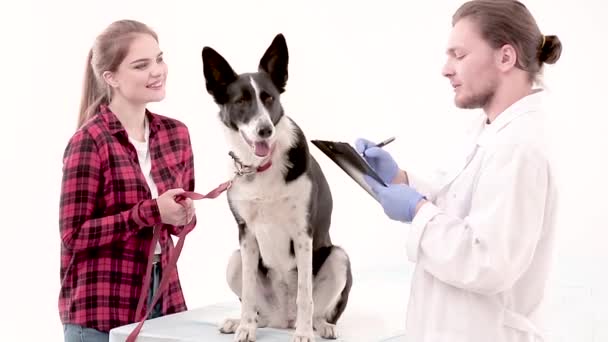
left=126, top=180, right=232, bottom=342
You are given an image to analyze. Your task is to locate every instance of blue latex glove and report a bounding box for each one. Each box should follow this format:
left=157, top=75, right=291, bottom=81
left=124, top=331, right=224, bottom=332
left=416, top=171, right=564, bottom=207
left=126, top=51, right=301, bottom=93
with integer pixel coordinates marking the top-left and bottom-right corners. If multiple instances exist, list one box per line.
left=355, top=138, right=399, bottom=184
left=365, top=175, right=426, bottom=223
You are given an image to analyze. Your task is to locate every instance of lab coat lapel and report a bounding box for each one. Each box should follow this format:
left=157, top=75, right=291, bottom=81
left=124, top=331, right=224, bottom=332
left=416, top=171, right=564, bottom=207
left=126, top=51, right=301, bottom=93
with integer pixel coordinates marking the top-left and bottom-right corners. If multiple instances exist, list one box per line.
left=433, top=115, right=486, bottom=193
left=433, top=89, right=544, bottom=194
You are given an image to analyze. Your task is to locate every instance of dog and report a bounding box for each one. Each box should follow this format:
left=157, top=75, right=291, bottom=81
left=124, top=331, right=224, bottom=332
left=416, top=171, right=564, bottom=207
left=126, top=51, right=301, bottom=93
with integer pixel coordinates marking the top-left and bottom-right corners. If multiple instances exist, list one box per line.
left=201, top=34, right=353, bottom=342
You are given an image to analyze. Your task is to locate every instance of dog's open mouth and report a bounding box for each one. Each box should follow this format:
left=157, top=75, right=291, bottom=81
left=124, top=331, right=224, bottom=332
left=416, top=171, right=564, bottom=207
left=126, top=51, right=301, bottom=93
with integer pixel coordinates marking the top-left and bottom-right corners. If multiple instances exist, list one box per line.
left=240, top=131, right=272, bottom=157
left=253, top=141, right=271, bottom=157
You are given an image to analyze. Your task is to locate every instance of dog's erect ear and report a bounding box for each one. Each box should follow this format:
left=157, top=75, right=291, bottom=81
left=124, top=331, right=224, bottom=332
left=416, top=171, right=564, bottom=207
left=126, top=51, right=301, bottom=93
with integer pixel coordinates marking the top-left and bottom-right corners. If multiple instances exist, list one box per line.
left=259, top=33, right=289, bottom=93
left=202, top=46, right=238, bottom=104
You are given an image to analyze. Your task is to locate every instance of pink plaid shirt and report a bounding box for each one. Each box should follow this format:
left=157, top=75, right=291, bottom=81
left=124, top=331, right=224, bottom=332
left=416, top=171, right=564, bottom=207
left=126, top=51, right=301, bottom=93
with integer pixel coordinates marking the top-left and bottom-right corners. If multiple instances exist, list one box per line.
left=58, top=104, right=197, bottom=332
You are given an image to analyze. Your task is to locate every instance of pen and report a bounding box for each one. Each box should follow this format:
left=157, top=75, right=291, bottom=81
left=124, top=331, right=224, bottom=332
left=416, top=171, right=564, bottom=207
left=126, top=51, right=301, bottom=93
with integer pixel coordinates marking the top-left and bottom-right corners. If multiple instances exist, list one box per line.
left=361, top=136, right=396, bottom=157
left=375, top=136, right=396, bottom=148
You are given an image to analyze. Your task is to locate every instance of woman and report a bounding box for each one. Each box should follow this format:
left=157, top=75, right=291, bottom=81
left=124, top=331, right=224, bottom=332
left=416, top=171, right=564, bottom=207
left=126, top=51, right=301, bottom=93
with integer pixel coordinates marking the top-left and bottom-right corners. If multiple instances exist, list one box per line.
left=59, top=19, right=197, bottom=342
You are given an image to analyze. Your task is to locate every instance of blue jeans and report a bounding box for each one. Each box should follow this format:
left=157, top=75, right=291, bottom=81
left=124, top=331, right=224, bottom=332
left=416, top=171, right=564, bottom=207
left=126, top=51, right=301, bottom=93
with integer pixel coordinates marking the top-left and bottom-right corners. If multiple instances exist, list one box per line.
left=64, top=261, right=163, bottom=342
left=63, top=324, right=109, bottom=342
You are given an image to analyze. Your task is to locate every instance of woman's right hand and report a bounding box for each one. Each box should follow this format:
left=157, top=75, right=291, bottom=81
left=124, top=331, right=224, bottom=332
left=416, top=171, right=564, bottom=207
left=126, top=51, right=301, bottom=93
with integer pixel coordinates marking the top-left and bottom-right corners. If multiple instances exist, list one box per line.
left=355, top=138, right=400, bottom=184
left=157, top=188, right=191, bottom=226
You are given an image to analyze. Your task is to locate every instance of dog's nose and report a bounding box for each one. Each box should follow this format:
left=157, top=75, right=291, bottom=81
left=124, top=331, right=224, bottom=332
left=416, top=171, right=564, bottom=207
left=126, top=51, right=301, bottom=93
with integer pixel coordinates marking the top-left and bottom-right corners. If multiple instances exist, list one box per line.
left=257, top=125, right=273, bottom=139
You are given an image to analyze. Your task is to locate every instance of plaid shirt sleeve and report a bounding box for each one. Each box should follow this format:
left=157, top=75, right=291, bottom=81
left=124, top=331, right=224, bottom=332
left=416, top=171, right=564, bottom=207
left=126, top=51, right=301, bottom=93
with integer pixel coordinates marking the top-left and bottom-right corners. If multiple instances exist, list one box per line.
left=59, top=129, right=162, bottom=253
left=165, top=128, right=197, bottom=236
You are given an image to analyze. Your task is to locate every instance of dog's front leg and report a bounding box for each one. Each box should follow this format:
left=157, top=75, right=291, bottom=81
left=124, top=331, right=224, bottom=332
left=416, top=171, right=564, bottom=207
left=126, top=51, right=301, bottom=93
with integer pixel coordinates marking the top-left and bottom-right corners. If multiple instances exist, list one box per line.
left=293, top=234, right=315, bottom=342
left=235, top=231, right=259, bottom=342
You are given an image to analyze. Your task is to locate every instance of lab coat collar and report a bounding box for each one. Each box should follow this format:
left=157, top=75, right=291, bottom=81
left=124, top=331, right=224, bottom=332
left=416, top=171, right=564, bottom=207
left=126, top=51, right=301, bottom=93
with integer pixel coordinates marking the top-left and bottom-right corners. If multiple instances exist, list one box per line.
left=476, top=88, right=544, bottom=146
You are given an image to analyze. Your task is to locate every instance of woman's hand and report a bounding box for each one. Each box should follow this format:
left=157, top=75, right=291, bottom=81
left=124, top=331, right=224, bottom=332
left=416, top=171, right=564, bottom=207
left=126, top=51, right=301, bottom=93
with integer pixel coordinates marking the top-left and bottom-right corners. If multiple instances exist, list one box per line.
left=157, top=188, right=194, bottom=226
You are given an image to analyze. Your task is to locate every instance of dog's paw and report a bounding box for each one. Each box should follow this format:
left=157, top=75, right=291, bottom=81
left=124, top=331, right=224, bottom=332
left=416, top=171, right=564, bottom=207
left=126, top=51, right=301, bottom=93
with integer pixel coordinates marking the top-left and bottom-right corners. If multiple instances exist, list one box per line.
left=234, top=322, right=257, bottom=342
left=314, top=320, right=338, bottom=339
left=291, top=330, right=315, bottom=342
left=219, top=318, right=240, bottom=334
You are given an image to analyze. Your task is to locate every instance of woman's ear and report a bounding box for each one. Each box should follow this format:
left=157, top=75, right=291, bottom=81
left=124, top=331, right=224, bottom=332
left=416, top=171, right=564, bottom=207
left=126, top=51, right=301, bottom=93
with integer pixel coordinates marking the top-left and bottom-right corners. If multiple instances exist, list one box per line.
left=102, top=70, right=119, bottom=88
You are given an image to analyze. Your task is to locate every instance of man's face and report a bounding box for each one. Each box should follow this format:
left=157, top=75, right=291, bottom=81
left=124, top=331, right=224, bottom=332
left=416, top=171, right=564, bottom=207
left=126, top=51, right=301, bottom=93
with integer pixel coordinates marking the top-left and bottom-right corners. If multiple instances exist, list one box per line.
left=442, top=17, right=500, bottom=109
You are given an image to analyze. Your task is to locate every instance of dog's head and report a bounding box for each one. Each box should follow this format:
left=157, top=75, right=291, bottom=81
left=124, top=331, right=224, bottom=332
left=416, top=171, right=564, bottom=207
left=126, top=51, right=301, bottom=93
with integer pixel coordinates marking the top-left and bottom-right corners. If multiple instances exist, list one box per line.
left=201, top=34, right=289, bottom=158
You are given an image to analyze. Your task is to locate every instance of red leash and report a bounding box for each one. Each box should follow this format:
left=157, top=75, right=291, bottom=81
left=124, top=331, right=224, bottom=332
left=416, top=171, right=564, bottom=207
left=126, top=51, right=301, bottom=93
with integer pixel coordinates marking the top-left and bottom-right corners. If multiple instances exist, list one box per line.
left=126, top=180, right=232, bottom=342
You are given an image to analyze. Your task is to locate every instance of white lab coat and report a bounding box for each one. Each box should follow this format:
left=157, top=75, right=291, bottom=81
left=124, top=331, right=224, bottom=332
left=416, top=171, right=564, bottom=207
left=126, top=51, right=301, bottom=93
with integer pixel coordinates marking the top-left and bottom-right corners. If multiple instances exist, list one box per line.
left=404, top=89, right=558, bottom=342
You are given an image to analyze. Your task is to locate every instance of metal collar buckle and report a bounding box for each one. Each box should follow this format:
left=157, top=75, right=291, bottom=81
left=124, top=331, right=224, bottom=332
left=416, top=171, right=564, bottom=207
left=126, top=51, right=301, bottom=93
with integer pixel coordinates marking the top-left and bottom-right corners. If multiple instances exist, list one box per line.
left=229, top=151, right=256, bottom=177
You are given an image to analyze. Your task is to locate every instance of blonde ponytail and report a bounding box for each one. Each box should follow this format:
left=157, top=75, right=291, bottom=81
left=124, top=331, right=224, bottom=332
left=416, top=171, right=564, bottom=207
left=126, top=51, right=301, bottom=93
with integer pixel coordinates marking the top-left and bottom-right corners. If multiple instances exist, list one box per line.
left=77, top=49, right=107, bottom=128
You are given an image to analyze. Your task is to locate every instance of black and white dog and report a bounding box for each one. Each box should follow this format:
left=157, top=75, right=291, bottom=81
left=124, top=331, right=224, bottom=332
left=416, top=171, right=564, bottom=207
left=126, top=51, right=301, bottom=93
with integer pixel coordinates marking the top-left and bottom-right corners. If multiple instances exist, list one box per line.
left=201, top=34, right=352, bottom=342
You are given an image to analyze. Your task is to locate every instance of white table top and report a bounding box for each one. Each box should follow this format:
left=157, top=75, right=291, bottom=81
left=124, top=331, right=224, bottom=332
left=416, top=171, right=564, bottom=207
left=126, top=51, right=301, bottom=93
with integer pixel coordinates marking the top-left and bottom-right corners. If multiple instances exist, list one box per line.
left=109, top=266, right=410, bottom=342
left=110, top=301, right=407, bottom=342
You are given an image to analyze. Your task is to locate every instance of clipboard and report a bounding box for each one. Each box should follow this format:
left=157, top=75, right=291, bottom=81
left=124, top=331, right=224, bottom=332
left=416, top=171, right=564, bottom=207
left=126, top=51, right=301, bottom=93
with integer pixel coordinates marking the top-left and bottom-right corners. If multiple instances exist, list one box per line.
left=310, top=139, right=387, bottom=201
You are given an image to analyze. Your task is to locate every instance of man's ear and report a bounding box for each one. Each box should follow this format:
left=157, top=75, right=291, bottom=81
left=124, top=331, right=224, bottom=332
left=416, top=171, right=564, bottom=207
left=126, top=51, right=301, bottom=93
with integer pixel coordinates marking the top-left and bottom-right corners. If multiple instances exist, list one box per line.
left=102, top=71, right=119, bottom=88
left=496, top=44, right=517, bottom=71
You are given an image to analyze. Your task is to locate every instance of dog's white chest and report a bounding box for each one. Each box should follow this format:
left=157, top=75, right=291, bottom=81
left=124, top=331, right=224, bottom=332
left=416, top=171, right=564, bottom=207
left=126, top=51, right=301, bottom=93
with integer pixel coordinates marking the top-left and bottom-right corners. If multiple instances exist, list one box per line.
left=230, top=174, right=312, bottom=272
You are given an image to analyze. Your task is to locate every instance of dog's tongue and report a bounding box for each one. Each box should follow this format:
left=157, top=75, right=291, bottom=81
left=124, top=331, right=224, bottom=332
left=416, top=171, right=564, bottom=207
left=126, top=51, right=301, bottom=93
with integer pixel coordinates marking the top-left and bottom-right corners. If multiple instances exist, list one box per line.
left=254, top=141, right=270, bottom=157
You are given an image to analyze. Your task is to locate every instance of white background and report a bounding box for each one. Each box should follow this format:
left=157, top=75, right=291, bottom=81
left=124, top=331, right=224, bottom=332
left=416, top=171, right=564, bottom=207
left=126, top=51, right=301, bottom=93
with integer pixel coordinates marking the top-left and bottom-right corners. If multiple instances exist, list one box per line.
left=1, top=0, right=607, bottom=341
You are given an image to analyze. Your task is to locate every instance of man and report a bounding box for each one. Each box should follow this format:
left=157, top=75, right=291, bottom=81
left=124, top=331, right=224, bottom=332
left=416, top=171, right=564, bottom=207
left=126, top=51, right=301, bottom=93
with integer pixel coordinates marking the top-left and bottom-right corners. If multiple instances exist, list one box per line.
left=357, top=1, right=562, bottom=341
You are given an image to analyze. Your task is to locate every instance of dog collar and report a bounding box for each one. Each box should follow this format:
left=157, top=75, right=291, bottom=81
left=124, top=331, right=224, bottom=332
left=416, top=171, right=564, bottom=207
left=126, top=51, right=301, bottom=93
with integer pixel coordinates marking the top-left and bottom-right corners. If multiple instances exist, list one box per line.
left=256, top=159, right=272, bottom=172
left=228, top=143, right=276, bottom=176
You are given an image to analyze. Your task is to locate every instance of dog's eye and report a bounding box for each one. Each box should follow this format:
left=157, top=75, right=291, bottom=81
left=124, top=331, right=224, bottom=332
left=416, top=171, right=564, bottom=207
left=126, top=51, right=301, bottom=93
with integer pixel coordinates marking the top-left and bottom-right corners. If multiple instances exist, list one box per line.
left=234, top=97, right=245, bottom=105
left=262, top=94, right=274, bottom=105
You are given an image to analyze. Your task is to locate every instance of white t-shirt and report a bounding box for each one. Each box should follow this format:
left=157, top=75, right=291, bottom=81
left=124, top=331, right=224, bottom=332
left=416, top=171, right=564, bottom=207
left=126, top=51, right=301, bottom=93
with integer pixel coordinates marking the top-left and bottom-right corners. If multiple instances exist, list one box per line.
left=129, top=117, right=161, bottom=255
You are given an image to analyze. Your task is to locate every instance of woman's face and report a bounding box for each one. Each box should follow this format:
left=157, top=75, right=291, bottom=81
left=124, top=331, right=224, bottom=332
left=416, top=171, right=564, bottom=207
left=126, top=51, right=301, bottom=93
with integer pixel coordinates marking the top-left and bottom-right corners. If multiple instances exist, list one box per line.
left=104, top=33, right=168, bottom=105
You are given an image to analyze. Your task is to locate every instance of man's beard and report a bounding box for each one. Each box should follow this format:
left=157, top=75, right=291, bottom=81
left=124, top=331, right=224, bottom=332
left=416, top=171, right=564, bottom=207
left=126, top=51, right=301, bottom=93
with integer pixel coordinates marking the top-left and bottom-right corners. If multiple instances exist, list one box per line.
left=456, top=80, right=497, bottom=109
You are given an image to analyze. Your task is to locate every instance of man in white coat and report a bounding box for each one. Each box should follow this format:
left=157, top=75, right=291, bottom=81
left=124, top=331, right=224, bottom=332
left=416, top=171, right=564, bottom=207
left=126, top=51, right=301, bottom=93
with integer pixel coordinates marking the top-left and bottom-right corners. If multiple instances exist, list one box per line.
left=357, top=1, right=562, bottom=341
